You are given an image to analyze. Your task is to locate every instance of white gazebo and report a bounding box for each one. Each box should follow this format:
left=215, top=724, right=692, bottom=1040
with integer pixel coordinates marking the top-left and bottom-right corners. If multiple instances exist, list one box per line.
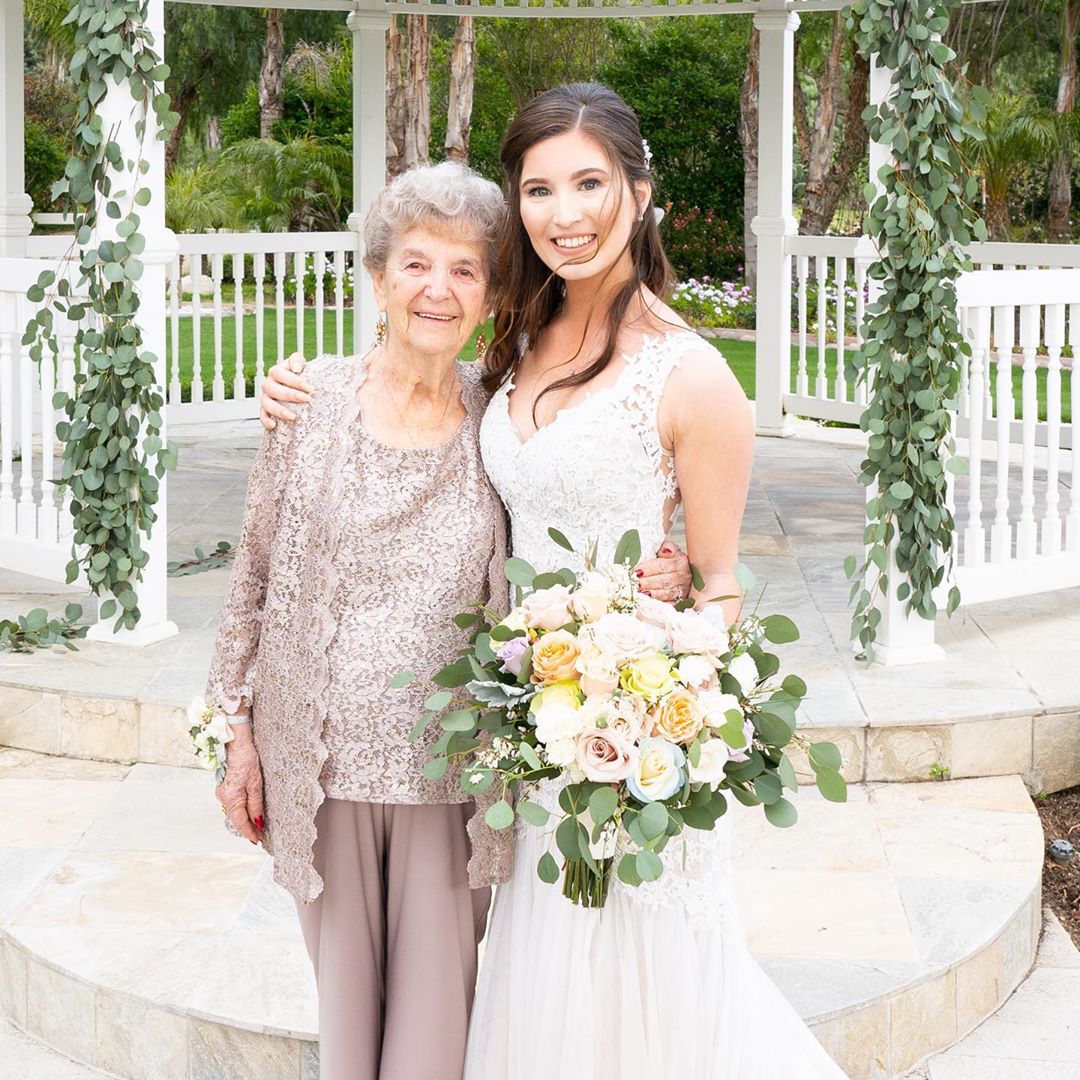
left=0, top=0, right=1077, bottom=658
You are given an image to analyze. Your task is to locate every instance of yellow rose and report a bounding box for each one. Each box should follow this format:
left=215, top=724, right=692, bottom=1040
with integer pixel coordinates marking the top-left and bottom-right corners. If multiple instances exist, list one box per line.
left=531, top=629, right=582, bottom=685
left=619, top=652, right=677, bottom=701
left=651, top=688, right=705, bottom=745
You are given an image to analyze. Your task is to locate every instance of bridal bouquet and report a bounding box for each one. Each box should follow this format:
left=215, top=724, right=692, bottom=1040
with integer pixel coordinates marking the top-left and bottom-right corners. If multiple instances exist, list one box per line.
left=398, top=528, right=846, bottom=908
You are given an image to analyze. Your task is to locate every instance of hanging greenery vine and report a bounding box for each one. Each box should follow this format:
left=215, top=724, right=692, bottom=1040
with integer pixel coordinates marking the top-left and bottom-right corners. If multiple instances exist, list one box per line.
left=843, top=0, right=986, bottom=654
left=23, top=0, right=179, bottom=634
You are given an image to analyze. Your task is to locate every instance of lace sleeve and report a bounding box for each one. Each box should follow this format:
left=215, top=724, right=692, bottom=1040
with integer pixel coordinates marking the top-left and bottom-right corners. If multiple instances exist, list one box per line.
left=205, top=423, right=294, bottom=712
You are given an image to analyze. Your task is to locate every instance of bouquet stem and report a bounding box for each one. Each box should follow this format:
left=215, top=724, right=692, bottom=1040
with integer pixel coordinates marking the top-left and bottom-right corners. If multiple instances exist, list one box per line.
left=561, top=856, right=613, bottom=908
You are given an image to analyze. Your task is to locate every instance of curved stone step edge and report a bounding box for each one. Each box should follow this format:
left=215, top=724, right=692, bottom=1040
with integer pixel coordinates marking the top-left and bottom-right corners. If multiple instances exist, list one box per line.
left=0, top=878, right=1042, bottom=1080
left=2, top=681, right=1076, bottom=793
left=808, top=879, right=1042, bottom=1079
left=0, top=1015, right=127, bottom=1080
left=0, top=930, right=317, bottom=1080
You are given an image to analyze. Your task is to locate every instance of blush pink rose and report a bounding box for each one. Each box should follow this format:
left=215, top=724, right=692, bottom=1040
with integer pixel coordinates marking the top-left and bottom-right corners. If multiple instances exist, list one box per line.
left=575, top=727, right=638, bottom=783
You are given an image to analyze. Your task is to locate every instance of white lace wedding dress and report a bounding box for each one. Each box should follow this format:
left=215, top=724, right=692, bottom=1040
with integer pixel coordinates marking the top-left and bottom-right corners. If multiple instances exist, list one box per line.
left=464, top=332, right=848, bottom=1080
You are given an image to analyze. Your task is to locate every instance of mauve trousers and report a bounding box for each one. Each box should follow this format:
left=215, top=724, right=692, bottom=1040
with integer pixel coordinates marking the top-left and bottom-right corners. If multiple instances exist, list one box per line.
left=294, top=797, right=492, bottom=1080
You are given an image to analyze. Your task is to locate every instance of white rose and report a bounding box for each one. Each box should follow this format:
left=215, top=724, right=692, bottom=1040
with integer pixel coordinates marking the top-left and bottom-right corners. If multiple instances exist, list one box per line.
left=677, top=654, right=717, bottom=689
left=666, top=609, right=729, bottom=657
left=576, top=646, right=620, bottom=696
left=727, top=652, right=760, bottom=695
left=531, top=683, right=587, bottom=746
left=545, top=738, right=579, bottom=767
left=192, top=729, right=212, bottom=755
left=688, top=739, right=729, bottom=786
left=499, top=608, right=529, bottom=634
left=522, top=585, right=574, bottom=631
left=698, top=690, right=744, bottom=729
left=588, top=612, right=659, bottom=662
left=571, top=571, right=615, bottom=623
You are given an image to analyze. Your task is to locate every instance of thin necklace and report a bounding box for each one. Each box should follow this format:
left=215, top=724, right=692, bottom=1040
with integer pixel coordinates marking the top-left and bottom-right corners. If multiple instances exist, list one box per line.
left=370, top=352, right=459, bottom=446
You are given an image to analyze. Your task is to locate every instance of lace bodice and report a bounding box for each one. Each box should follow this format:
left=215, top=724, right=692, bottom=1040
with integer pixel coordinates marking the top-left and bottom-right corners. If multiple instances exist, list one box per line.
left=479, top=330, right=733, bottom=920
left=479, top=332, right=701, bottom=576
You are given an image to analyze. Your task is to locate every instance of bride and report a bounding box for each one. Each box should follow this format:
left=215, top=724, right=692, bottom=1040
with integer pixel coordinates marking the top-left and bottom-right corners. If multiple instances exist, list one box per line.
left=262, top=82, right=847, bottom=1079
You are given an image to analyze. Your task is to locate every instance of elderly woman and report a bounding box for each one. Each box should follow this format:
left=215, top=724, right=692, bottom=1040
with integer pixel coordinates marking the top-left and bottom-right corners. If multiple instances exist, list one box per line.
left=205, top=161, right=512, bottom=1080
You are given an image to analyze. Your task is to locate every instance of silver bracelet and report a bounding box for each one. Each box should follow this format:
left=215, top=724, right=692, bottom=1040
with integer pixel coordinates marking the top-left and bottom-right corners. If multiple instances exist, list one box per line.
left=228, top=713, right=253, bottom=725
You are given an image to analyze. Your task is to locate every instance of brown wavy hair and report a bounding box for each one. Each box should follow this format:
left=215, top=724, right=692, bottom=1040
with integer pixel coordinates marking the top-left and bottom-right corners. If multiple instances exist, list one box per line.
left=483, top=83, right=675, bottom=415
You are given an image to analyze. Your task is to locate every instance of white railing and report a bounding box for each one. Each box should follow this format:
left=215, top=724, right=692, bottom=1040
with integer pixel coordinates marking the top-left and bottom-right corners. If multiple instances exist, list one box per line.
left=952, top=268, right=1079, bottom=604
left=166, top=231, right=359, bottom=423
left=785, top=236, right=1080, bottom=429
left=0, top=256, right=82, bottom=583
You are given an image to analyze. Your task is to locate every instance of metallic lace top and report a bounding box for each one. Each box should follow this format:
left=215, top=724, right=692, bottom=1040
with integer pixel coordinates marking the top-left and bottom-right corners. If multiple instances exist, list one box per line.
left=205, top=355, right=513, bottom=903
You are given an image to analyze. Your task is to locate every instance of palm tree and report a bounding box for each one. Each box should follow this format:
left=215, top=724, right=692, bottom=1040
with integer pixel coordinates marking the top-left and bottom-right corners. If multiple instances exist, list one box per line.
left=970, top=95, right=1056, bottom=241
left=214, top=136, right=351, bottom=232
left=165, top=164, right=237, bottom=234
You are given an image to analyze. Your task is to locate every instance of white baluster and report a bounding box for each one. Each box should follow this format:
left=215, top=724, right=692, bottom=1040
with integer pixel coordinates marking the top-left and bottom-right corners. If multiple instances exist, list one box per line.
left=796, top=254, right=808, bottom=396
left=1042, top=303, right=1065, bottom=556
left=835, top=255, right=848, bottom=402
left=37, top=352, right=58, bottom=543
left=854, top=257, right=868, bottom=407
left=314, top=249, right=325, bottom=357
left=168, top=254, right=181, bottom=405
left=17, top=344, right=35, bottom=538
left=211, top=251, right=225, bottom=401
left=1015, top=304, right=1039, bottom=560
left=815, top=255, right=828, bottom=399
left=334, top=249, right=346, bottom=355
left=0, top=305, right=16, bottom=534
left=274, top=251, right=286, bottom=367
left=990, top=304, right=1015, bottom=563
left=295, top=251, right=306, bottom=357
left=963, top=306, right=989, bottom=566
left=233, top=253, right=246, bottom=400
left=191, top=255, right=204, bottom=404
left=254, top=251, right=266, bottom=393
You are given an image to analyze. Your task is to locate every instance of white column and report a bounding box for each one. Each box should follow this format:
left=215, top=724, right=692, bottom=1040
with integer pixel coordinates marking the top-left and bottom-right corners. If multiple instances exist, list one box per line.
left=751, top=6, right=799, bottom=437
left=347, top=5, right=390, bottom=353
left=86, top=0, right=178, bottom=646
left=0, top=0, right=33, bottom=255
left=861, top=52, right=944, bottom=666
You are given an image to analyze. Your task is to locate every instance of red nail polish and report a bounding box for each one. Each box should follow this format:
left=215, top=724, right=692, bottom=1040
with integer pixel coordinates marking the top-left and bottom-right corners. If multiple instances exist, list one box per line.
left=255, top=816, right=264, bottom=830
left=634, top=568, right=644, bottom=578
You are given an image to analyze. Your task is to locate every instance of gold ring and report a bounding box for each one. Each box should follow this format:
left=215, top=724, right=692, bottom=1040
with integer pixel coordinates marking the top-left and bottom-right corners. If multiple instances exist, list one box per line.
left=221, top=804, right=229, bottom=817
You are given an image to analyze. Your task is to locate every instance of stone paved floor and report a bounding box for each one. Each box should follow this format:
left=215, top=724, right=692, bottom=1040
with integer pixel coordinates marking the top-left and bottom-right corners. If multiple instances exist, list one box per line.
left=0, top=419, right=1076, bottom=737
left=0, top=747, right=1045, bottom=1079
left=0, top=1016, right=116, bottom=1079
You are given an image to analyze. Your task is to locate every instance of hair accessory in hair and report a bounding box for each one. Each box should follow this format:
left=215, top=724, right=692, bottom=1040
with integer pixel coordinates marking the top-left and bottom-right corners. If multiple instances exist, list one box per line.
left=653, top=206, right=665, bottom=226
left=642, top=138, right=653, bottom=170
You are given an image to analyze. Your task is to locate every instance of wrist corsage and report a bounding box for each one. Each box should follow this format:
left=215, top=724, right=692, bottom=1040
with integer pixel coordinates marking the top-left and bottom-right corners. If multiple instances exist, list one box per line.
left=187, top=697, right=240, bottom=783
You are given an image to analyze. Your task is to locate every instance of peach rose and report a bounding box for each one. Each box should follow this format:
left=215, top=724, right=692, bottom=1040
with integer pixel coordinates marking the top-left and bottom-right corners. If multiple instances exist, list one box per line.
left=576, top=727, right=638, bottom=783
left=531, top=629, right=581, bottom=685
left=588, top=612, right=662, bottom=662
left=651, top=688, right=705, bottom=745
left=609, top=694, right=648, bottom=743
left=522, top=585, right=574, bottom=631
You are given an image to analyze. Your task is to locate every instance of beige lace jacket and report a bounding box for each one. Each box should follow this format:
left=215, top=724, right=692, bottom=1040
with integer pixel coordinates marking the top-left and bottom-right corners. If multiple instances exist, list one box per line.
left=205, top=356, right=514, bottom=904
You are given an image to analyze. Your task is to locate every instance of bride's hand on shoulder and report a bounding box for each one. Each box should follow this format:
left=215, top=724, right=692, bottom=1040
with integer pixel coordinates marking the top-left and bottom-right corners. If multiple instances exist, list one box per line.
left=260, top=352, right=312, bottom=430
left=636, top=540, right=692, bottom=603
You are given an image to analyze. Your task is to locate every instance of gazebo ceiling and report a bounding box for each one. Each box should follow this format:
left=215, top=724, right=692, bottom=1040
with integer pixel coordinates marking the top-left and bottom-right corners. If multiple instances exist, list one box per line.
left=165, top=0, right=857, bottom=17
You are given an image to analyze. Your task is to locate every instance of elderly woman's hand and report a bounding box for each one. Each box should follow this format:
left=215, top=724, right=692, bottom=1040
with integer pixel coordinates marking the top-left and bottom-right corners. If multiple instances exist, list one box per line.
left=260, top=352, right=311, bottom=430
left=636, top=540, right=693, bottom=604
left=215, top=724, right=265, bottom=845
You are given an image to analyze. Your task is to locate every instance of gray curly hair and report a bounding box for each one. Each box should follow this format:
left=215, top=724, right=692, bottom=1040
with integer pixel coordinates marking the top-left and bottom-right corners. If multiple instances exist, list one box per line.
left=362, top=161, right=506, bottom=286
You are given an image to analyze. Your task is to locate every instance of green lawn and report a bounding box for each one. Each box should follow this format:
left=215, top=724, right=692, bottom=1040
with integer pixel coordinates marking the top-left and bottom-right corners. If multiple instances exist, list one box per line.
left=170, top=314, right=1071, bottom=423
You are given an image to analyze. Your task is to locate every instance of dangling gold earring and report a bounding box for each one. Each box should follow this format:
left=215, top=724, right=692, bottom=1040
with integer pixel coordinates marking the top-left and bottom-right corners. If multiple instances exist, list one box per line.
left=374, top=311, right=388, bottom=347
left=474, top=330, right=488, bottom=363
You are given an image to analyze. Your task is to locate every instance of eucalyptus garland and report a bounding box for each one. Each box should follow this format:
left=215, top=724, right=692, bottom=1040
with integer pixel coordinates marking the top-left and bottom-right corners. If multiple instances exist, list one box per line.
left=23, top=0, right=179, bottom=633
left=843, top=0, right=986, bottom=654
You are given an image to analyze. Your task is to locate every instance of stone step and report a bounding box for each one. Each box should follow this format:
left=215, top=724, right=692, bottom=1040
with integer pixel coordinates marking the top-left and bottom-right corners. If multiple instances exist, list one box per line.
left=924, top=911, right=1080, bottom=1080
left=0, top=1016, right=122, bottom=1079
left=0, top=748, right=1046, bottom=1080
